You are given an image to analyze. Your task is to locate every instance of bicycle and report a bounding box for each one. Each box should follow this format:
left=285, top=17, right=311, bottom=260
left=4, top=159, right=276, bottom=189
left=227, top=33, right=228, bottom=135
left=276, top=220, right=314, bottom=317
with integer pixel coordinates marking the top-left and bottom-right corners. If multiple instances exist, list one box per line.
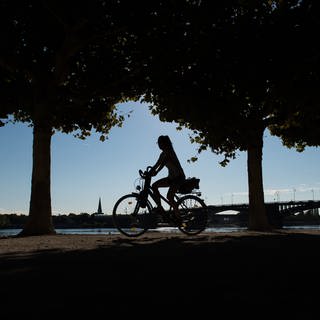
left=112, top=166, right=208, bottom=237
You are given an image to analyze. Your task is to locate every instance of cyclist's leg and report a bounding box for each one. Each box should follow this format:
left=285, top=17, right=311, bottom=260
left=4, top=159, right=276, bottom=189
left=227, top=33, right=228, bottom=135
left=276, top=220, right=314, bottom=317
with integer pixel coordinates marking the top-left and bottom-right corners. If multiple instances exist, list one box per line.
left=167, top=185, right=180, bottom=218
left=152, top=178, right=170, bottom=209
left=167, top=176, right=185, bottom=220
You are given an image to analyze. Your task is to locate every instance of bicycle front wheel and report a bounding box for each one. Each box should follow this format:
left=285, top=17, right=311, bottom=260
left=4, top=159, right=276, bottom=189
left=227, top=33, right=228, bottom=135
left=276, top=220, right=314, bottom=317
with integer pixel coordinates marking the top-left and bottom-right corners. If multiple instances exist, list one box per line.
left=112, top=193, right=153, bottom=237
left=177, top=195, right=208, bottom=236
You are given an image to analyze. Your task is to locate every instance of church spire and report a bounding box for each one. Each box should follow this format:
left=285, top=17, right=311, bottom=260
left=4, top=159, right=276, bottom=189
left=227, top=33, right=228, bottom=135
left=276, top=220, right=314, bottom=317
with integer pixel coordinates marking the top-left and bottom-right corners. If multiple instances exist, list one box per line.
left=96, top=197, right=103, bottom=214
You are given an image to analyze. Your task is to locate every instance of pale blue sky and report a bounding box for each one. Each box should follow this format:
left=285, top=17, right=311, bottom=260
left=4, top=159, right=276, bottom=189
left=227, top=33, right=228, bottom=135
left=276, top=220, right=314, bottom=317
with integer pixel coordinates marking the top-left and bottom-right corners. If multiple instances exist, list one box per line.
left=0, top=101, right=319, bottom=215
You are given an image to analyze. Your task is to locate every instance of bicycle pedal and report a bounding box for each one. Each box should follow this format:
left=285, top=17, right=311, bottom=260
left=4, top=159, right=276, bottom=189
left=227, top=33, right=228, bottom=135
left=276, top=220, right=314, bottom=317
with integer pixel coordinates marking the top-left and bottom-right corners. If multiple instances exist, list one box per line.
left=180, top=222, right=188, bottom=228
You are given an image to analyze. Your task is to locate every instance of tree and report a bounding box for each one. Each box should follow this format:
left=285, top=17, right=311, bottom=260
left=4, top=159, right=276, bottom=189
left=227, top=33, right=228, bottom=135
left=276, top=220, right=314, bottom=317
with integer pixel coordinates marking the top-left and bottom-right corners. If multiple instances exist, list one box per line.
left=141, top=0, right=318, bottom=230
left=136, top=0, right=273, bottom=230
left=0, top=0, right=142, bottom=236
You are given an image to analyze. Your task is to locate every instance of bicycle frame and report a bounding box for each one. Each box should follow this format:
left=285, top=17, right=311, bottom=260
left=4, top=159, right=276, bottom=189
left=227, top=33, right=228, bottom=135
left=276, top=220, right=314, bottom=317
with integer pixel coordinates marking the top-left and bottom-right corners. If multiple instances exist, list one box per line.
left=138, top=170, right=180, bottom=211
left=144, top=186, right=180, bottom=210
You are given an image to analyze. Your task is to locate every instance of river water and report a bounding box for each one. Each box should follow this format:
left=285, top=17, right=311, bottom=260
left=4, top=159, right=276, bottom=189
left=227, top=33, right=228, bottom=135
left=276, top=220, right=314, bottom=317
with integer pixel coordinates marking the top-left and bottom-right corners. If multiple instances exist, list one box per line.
left=1, top=225, right=320, bottom=237
left=0, top=226, right=244, bottom=237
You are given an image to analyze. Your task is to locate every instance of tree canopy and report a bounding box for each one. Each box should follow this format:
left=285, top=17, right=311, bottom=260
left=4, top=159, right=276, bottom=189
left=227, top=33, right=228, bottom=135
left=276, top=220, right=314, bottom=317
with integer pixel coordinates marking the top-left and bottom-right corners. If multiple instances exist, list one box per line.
left=142, top=0, right=319, bottom=159
left=0, top=0, right=145, bottom=136
left=1, top=0, right=319, bottom=233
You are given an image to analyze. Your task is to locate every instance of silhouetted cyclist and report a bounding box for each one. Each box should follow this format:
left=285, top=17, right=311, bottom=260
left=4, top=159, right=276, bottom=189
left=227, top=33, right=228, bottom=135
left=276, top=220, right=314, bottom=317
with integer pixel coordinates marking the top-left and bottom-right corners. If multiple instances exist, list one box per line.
left=150, top=135, right=186, bottom=222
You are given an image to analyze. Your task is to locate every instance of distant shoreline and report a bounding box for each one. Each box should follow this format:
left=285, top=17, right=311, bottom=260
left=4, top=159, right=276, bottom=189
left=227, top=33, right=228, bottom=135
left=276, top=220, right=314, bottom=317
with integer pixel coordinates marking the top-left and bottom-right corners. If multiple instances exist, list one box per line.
left=1, top=211, right=320, bottom=230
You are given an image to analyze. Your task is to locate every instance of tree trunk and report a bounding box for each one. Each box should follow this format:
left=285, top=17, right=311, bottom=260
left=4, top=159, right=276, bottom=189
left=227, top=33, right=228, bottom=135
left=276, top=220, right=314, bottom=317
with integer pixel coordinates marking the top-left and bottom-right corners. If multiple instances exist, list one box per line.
left=247, top=128, right=271, bottom=231
left=19, top=117, right=56, bottom=236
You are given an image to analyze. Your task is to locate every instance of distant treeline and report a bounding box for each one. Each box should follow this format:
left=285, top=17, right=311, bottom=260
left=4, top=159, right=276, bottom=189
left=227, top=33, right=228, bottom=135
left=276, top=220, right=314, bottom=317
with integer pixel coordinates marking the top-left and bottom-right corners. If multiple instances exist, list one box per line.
left=1, top=210, right=319, bottom=230
left=0, top=213, right=115, bottom=229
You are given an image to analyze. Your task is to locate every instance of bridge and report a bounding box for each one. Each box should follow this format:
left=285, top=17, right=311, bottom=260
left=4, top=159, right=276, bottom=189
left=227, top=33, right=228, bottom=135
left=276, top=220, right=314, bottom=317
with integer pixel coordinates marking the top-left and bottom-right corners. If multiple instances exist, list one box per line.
left=207, top=200, right=320, bottom=227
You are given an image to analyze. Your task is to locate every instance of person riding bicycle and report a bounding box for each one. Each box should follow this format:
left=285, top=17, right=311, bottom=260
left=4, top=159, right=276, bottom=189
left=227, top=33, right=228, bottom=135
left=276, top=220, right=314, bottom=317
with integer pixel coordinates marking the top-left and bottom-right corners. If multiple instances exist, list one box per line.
left=149, top=135, right=186, bottom=222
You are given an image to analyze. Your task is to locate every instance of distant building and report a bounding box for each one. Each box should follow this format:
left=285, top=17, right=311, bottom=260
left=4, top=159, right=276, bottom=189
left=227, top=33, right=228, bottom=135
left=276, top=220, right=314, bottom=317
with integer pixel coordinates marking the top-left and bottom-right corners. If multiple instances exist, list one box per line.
left=94, top=197, right=104, bottom=215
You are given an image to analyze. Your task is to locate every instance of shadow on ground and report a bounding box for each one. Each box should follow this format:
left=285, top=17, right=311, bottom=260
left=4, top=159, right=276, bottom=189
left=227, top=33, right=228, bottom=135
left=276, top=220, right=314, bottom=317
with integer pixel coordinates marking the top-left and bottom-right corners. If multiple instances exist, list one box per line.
left=1, top=232, right=320, bottom=317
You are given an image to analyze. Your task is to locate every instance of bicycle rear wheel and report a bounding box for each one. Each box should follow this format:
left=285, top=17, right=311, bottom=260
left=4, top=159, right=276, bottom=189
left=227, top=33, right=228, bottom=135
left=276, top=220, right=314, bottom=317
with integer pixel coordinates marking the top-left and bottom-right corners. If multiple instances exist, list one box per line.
left=112, top=193, right=153, bottom=237
left=177, top=195, right=208, bottom=235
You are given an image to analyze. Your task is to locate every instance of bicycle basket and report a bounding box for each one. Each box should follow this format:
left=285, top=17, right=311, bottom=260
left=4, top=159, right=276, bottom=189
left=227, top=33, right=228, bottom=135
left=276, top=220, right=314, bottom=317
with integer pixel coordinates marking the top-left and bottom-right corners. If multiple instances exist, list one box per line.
left=178, top=177, right=200, bottom=194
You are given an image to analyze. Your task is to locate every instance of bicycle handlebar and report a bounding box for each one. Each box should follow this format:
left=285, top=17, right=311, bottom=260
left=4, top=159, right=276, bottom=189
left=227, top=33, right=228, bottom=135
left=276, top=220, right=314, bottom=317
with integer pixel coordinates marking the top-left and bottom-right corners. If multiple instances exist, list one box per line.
left=139, top=166, right=153, bottom=178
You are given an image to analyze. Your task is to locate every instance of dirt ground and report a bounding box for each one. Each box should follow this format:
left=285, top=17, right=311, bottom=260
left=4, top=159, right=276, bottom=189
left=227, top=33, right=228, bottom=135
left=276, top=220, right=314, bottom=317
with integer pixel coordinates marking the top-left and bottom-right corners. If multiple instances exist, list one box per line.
left=1, top=229, right=320, bottom=318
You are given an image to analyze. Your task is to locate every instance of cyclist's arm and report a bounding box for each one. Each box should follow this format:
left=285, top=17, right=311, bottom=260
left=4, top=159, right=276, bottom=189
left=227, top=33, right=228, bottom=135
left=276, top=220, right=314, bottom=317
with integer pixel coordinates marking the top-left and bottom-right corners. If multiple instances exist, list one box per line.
left=151, top=153, right=165, bottom=175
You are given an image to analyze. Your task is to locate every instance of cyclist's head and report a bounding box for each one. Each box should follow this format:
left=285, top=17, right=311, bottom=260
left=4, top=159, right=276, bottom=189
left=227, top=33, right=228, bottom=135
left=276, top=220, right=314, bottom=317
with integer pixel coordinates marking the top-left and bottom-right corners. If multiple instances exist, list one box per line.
left=157, top=135, right=173, bottom=151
